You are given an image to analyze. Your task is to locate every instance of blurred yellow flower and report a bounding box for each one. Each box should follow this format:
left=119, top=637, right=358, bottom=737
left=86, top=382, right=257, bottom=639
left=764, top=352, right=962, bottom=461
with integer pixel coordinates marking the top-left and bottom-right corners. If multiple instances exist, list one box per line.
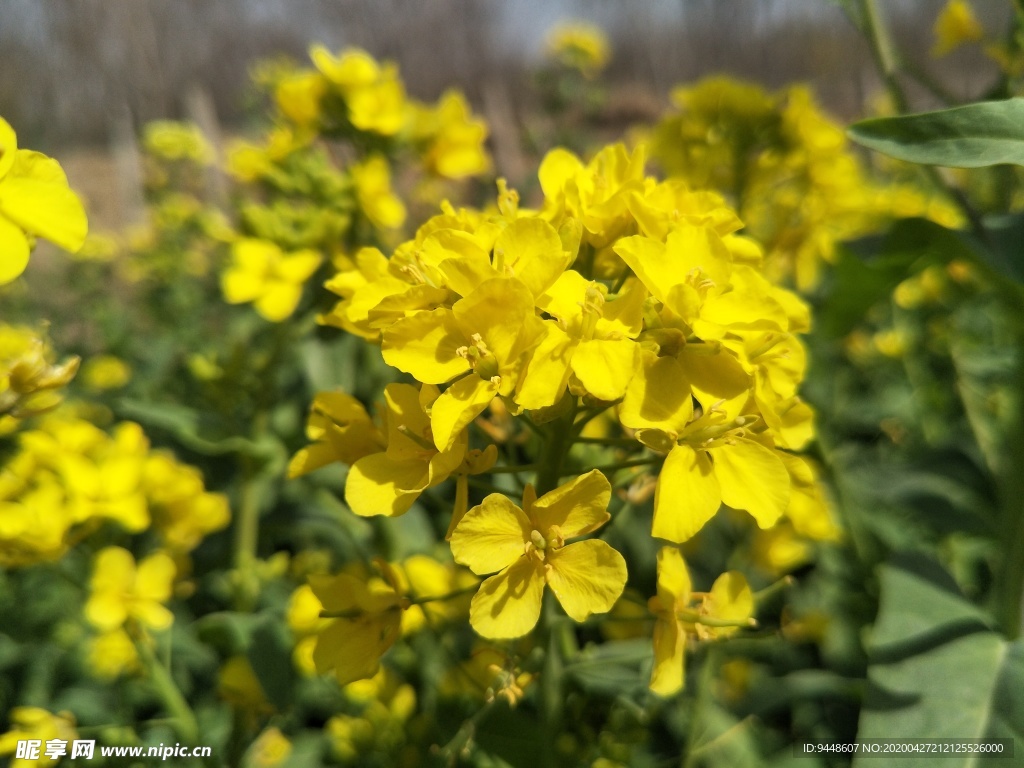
left=222, top=238, right=322, bottom=321
left=932, top=0, right=984, bottom=57
left=350, top=155, right=406, bottom=230
left=84, top=546, right=176, bottom=633
left=546, top=22, right=611, bottom=77
left=0, top=708, right=77, bottom=767
left=80, top=354, right=131, bottom=391
left=308, top=565, right=408, bottom=686
left=142, top=120, right=213, bottom=164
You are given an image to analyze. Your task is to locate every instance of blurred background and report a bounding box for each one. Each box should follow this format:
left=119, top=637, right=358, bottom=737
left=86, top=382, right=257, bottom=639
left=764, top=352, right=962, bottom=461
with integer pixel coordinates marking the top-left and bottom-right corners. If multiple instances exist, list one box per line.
left=0, top=0, right=1008, bottom=230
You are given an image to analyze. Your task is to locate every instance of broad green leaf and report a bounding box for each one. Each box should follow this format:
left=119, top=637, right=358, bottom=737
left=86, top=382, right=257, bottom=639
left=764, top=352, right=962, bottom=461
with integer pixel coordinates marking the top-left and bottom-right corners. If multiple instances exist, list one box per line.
left=855, top=555, right=1024, bottom=768
left=849, top=99, right=1024, bottom=168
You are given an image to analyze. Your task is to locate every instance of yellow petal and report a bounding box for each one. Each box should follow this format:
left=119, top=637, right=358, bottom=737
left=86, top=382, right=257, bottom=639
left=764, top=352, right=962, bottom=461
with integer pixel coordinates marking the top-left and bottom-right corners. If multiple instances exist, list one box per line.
left=449, top=494, right=531, bottom=575
left=655, top=546, right=691, bottom=606
left=538, top=148, right=584, bottom=202
left=545, top=539, right=627, bottom=622
left=84, top=593, right=129, bottom=632
left=529, top=469, right=611, bottom=540
left=494, top=218, right=568, bottom=298
left=653, top=445, right=720, bottom=542
left=345, top=454, right=428, bottom=517
left=135, top=552, right=176, bottom=603
left=0, top=215, right=30, bottom=284
left=649, top=617, right=685, bottom=696
left=515, top=323, right=575, bottom=411
left=619, top=355, right=693, bottom=433
left=255, top=282, right=303, bottom=321
left=134, top=602, right=175, bottom=632
left=0, top=151, right=87, bottom=252
left=430, top=374, right=499, bottom=451
left=276, top=249, right=322, bottom=282
left=705, top=571, right=753, bottom=635
left=451, top=278, right=537, bottom=370
left=382, top=308, right=470, bottom=384
left=571, top=339, right=638, bottom=402
left=313, top=615, right=400, bottom=686
left=713, top=438, right=789, bottom=529
left=0, top=117, right=17, bottom=178
left=469, top=557, right=545, bottom=638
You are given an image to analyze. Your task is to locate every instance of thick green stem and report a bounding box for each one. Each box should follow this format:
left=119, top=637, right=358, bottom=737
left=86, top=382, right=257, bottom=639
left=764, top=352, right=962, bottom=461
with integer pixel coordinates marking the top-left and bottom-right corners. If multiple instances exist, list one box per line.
left=535, top=399, right=577, bottom=496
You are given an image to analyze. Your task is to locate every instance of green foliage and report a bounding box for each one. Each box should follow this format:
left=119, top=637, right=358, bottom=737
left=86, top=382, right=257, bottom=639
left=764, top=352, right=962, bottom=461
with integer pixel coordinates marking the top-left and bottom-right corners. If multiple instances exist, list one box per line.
left=850, top=99, right=1024, bottom=168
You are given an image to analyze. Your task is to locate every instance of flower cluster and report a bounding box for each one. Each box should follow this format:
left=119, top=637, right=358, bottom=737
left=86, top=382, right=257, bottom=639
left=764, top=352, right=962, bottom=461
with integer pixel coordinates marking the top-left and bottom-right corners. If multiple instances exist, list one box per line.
left=649, top=78, right=963, bottom=289
left=0, top=414, right=229, bottom=568
left=295, top=138, right=835, bottom=694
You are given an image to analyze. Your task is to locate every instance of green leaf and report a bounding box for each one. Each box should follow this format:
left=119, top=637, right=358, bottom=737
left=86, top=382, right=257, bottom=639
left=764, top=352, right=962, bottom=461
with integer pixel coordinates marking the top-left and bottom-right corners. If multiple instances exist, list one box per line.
left=849, top=99, right=1024, bottom=168
left=855, top=554, right=1024, bottom=768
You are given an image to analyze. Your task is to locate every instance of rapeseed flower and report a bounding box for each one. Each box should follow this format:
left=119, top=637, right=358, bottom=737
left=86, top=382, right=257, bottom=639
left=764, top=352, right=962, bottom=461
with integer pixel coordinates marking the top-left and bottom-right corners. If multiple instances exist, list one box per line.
left=0, top=117, right=88, bottom=283
left=222, top=238, right=322, bottom=321
left=309, top=563, right=408, bottom=686
left=450, top=470, right=626, bottom=638
left=932, top=0, right=984, bottom=57
left=84, top=546, right=176, bottom=633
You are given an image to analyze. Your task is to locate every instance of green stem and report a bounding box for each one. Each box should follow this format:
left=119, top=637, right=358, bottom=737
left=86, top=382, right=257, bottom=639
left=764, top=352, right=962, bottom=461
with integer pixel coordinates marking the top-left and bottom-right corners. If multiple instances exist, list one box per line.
left=861, top=0, right=907, bottom=112
left=536, top=399, right=577, bottom=495
left=858, top=0, right=989, bottom=243
left=483, top=463, right=538, bottom=475
left=133, top=634, right=199, bottom=744
left=583, top=456, right=662, bottom=475
left=233, top=411, right=268, bottom=612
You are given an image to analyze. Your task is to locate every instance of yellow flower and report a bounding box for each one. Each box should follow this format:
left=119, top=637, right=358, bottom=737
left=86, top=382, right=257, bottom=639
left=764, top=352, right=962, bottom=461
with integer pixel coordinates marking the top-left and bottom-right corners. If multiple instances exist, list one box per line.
left=80, top=354, right=131, bottom=391
left=86, top=628, right=140, bottom=680
left=648, top=548, right=754, bottom=695
left=308, top=564, right=408, bottom=686
left=546, top=22, right=611, bottom=77
left=350, top=155, right=406, bottom=230
left=222, top=238, right=322, bottom=321
left=84, top=546, right=176, bottom=633
left=932, top=0, right=984, bottom=57
left=416, top=91, right=491, bottom=179
left=0, top=325, right=79, bottom=421
left=247, top=727, right=292, bottom=768
left=517, top=273, right=645, bottom=409
left=635, top=409, right=790, bottom=543
left=310, top=46, right=409, bottom=136
left=142, top=120, right=213, bottom=164
left=275, top=70, right=326, bottom=127
left=0, top=708, right=77, bottom=767
left=287, top=583, right=331, bottom=675
left=0, top=116, right=88, bottom=283
left=288, top=390, right=384, bottom=477
left=382, top=277, right=545, bottom=450
left=450, top=470, right=627, bottom=638
left=142, top=452, right=231, bottom=552
left=344, top=383, right=467, bottom=518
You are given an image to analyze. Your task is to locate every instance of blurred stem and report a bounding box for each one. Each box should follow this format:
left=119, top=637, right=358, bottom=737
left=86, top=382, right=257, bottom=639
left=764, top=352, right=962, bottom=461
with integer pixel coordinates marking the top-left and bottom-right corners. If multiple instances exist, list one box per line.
left=232, top=410, right=268, bottom=612
left=133, top=632, right=199, bottom=745
left=860, top=0, right=906, bottom=112
left=857, top=0, right=990, bottom=244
